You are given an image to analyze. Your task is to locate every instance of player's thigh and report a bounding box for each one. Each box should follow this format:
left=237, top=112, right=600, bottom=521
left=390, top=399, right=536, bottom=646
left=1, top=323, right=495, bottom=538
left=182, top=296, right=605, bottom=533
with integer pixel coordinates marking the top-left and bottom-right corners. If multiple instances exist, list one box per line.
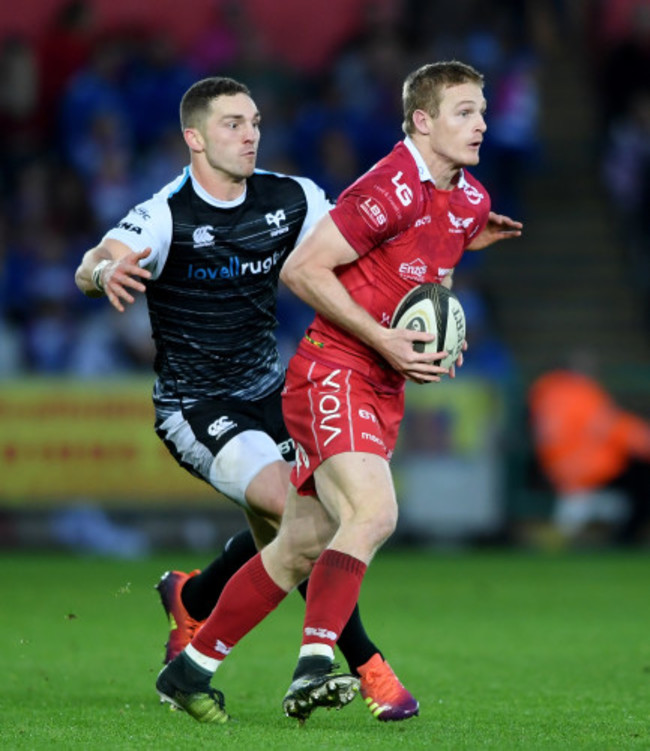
left=314, top=451, right=398, bottom=532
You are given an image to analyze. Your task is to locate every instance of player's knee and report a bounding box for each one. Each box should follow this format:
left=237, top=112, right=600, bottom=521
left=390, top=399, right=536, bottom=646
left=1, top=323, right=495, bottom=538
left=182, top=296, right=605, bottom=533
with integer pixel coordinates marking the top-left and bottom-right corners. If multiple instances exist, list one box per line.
left=371, top=507, right=398, bottom=545
left=350, top=505, right=398, bottom=548
left=245, top=461, right=290, bottom=521
left=272, top=534, right=319, bottom=582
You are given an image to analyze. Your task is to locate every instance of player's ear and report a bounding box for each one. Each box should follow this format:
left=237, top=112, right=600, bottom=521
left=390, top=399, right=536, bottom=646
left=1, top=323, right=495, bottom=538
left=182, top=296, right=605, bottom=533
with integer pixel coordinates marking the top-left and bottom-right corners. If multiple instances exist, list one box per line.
left=183, top=127, right=204, bottom=153
left=412, top=109, right=432, bottom=135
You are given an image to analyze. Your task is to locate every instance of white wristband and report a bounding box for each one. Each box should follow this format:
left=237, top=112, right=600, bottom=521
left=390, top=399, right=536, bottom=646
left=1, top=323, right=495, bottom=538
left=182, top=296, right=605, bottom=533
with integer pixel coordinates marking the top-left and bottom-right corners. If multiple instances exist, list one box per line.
left=91, top=259, right=111, bottom=293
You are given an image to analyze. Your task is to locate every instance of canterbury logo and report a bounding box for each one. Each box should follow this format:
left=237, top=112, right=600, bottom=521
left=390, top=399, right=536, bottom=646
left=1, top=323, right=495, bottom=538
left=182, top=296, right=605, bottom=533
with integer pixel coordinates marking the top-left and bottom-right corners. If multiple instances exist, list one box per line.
left=193, top=225, right=215, bottom=247
left=207, top=416, right=236, bottom=439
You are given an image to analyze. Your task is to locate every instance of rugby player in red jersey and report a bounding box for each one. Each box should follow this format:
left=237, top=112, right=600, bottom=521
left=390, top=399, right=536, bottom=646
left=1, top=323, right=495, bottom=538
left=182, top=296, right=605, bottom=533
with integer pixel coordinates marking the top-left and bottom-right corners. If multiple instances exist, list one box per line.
left=156, top=60, right=522, bottom=724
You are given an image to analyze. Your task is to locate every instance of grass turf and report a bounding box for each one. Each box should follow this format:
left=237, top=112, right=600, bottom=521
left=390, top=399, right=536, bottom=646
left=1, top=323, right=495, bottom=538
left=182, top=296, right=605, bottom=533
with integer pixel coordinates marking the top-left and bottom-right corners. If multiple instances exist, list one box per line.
left=1, top=549, right=649, bottom=750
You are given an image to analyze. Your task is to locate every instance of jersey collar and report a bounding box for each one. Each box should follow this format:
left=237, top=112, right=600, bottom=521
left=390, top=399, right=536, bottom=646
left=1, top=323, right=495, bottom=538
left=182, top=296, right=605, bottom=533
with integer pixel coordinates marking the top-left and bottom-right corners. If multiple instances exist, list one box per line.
left=188, top=166, right=248, bottom=208
left=403, top=136, right=467, bottom=189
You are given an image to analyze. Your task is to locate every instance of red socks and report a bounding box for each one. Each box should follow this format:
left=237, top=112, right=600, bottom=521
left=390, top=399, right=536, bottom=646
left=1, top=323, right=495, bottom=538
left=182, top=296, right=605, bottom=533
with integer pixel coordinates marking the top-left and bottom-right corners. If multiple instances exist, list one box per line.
left=190, top=548, right=367, bottom=662
left=301, top=549, right=367, bottom=651
left=191, top=552, right=287, bottom=660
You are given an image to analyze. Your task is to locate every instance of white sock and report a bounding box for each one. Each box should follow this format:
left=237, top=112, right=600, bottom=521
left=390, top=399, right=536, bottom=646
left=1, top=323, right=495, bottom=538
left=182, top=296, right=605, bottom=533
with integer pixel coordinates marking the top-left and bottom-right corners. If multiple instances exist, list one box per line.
left=298, top=643, right=335, bottom=661
left=185, top=644, right=222, bottom=674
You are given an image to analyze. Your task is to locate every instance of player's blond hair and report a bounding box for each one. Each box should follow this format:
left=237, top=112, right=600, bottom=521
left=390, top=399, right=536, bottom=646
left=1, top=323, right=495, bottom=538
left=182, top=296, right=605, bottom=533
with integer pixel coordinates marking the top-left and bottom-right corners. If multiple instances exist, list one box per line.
left=402, top=61, right=484, bottom=135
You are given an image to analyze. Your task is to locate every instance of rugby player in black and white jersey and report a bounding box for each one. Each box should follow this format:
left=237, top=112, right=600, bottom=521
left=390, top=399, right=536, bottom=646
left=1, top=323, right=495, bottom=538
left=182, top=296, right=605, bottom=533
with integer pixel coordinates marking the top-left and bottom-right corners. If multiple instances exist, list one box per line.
left=75, top=76, right=418, bottom=723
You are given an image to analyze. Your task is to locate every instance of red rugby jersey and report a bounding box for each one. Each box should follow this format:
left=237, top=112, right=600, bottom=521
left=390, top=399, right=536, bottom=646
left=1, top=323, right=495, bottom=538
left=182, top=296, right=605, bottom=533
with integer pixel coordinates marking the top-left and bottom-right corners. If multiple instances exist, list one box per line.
left=296, top=138, right=491, bottom=390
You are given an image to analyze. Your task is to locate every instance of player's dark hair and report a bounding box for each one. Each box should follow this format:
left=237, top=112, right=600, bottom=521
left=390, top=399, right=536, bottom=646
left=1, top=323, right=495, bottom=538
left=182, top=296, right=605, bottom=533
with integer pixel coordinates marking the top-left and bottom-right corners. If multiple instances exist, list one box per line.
left=180, top=77, right=251, bottom=130
left=402, top=60, right=484, bottom=135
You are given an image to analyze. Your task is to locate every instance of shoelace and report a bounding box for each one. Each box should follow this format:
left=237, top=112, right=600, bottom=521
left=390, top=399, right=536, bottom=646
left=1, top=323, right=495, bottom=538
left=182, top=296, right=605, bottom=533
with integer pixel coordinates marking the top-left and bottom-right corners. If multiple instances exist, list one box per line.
left=206, top=687, right=226, bottom=709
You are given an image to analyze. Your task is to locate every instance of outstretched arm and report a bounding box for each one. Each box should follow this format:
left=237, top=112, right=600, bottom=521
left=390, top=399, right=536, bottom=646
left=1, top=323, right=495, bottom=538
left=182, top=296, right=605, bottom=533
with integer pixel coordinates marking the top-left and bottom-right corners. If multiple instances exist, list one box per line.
left=467, top=211, right=523, bottom=250
left=75, top=239, right=152, bottom=313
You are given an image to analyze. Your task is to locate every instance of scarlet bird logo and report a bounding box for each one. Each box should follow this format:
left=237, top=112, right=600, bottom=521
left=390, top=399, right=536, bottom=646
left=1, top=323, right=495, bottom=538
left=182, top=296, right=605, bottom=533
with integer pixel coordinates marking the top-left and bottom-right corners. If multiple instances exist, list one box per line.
left=447, top=211, right=474, bottom=233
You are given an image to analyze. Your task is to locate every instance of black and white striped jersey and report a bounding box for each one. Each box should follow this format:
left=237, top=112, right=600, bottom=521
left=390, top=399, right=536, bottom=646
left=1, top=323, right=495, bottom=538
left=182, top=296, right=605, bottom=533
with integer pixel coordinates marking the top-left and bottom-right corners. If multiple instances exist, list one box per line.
left=103, top=167, right=332, bottom=406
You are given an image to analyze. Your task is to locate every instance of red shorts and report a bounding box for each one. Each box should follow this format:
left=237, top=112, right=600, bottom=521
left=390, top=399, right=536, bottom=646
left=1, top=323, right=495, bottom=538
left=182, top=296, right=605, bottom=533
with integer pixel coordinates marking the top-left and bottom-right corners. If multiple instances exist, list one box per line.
left=282, top=353, right=405, bottom=495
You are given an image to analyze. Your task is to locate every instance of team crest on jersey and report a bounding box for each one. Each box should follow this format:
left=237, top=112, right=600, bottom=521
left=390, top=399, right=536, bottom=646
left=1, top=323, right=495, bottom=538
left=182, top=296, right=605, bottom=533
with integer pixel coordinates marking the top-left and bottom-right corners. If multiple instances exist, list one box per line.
left=358, top=196, right=387, bottom=230
left=265, top=209, right=289, bottom=237
left=193, top=225, right=215, bottom=247
left=398, top=257, right=428, bottom=282
left=462, top=183, right=484, bottom=205
left=265, top=209, right=286, bottom=228
left=447, top=211, right=474, bottom=233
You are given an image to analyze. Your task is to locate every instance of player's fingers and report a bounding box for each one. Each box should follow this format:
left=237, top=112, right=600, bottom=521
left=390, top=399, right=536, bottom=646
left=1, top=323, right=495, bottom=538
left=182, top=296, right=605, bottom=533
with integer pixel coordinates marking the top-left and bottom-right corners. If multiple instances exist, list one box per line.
left=107, top=281, right=136, bottom=310
left=119, top=275, right=148, bottom=293
left=397, top=326, right=436, bottom=342
left=408, top=360, right=449, bottom=376
left=125, top=265, right=151, bottom=279
left=407, top=373, right=442, bottom=384
left=105, top=288, right=125, bottom=313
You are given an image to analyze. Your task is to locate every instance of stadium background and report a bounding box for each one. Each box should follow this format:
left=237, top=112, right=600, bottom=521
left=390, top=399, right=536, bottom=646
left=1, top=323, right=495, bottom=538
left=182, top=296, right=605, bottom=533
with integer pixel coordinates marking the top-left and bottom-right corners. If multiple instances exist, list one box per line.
left=1, top=0, right=649, bottom=554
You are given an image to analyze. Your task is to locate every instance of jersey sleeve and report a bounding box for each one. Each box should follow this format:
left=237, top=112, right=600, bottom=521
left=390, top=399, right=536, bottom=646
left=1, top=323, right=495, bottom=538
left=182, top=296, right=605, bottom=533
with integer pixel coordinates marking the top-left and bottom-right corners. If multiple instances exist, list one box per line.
left=329, top=165, right=417, bottom=257
left=101, top=191, right=173, bottom=280
left=291, top=176, right=334, bottom=245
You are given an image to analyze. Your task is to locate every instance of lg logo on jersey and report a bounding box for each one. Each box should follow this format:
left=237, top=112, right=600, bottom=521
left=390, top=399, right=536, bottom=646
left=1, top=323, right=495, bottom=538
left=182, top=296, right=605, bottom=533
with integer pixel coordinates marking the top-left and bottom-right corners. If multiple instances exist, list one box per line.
left=391, top=172, right=413, bottom=207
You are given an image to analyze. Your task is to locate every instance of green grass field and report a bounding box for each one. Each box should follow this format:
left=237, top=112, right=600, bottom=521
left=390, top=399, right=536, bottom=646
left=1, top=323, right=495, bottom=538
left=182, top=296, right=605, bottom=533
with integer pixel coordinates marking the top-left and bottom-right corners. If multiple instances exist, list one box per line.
left=2, top=548, right=649, bottom=750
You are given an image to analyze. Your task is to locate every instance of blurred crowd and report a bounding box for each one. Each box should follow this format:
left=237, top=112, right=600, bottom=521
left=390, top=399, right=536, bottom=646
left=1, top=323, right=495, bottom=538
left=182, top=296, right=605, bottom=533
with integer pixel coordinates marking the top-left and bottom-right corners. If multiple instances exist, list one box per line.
left=0, top=0, right=550, bottom=381
left=592, top=1, right=650, bottom=322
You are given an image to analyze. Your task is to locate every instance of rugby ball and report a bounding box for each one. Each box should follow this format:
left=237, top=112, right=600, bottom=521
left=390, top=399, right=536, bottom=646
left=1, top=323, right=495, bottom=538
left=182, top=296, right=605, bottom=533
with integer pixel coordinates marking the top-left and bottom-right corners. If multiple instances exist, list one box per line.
left=390, top=283, right=466, bottom=369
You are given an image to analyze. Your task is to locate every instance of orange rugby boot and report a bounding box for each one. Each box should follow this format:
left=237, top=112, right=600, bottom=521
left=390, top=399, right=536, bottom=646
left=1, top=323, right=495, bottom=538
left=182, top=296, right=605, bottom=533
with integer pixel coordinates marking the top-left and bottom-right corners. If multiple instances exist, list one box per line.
left=156, top=569, right=204, bottom=664
left=358, top=653, right=419, bottom=721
